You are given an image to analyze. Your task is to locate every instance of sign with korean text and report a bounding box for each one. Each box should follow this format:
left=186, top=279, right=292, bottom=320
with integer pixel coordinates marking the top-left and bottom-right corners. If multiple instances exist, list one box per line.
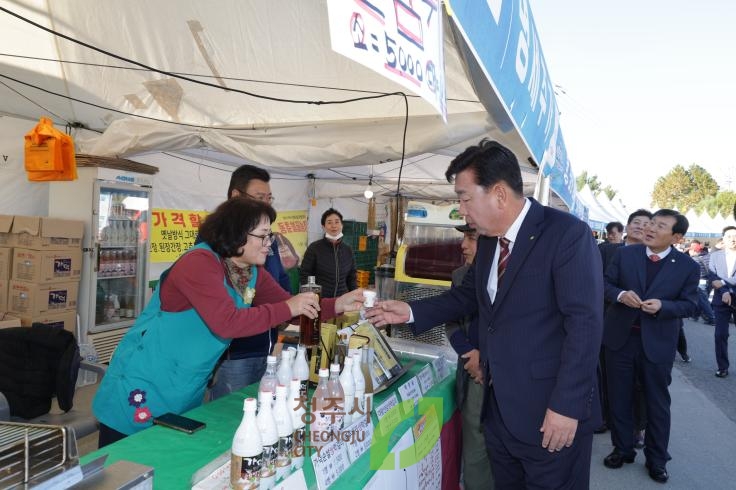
left=150, top=208, right=208, bottom=262
left=272, top=210, right=308, bottom=270
left=327, top=0, right=447, bottom=120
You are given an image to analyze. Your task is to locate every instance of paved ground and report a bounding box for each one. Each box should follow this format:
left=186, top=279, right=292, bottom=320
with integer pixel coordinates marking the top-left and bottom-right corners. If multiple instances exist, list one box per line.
left=590, top=318, right=736, bottom=489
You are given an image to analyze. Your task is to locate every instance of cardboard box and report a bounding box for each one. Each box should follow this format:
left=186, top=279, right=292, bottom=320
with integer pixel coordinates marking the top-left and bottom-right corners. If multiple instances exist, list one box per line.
left=11, top=216, right=84, bottom=250
left=0, top=280, right=7, bottom=312
left=12, top=247, right=82, bottom=283
left=0, top=215, right=12, bottom=246
left=19, top=310, right=77, bottom=333
left=0, top=247, right=10, bottom=280
left=0, top=312, right=21, bottom=329
left=7, top=280, right=79, bottom=317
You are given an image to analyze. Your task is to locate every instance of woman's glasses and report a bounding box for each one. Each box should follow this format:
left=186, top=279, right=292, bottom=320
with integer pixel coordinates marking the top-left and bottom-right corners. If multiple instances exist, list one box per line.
left=248, top=232, right=274, bottom=246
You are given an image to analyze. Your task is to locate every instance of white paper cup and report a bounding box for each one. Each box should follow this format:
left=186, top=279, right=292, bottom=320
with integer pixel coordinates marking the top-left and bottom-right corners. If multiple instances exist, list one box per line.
left=363, top=290, right=377, bottom=307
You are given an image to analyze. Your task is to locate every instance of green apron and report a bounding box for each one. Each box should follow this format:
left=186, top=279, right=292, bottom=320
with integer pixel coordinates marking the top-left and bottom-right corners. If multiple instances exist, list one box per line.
left=92, top=243, right=257, bottom=435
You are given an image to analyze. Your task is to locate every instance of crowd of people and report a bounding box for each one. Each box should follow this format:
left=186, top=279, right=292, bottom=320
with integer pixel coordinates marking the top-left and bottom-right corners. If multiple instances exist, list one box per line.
left=90, top=140, right=735, bottom=489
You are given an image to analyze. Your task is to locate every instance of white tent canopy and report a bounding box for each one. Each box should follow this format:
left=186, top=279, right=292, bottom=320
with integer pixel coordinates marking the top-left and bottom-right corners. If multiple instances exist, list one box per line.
left=0, top=0, right=538, bottom=179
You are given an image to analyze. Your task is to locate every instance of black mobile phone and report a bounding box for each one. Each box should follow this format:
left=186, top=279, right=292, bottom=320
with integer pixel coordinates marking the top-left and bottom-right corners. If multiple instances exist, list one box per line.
left=152, top=412, right=206, bottom=434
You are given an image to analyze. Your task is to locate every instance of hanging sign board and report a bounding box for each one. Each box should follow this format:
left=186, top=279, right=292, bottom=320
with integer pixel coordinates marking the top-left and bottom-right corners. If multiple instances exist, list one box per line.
left=327, top=0, right=447, bottom=121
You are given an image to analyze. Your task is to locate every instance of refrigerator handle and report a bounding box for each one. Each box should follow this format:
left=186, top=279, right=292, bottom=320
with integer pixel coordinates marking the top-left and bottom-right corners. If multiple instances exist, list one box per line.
left=83, top=244, right=99, bottom=273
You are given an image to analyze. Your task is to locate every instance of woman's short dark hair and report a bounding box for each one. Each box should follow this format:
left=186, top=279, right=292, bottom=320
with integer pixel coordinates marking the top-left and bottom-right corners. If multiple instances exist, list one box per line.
left=321, top=208, right=343, bottom=226
left=199, top=197, right=276, bottom=258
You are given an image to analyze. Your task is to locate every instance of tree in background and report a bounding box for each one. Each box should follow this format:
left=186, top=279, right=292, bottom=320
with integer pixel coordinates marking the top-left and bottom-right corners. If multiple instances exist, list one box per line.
left=651, top=164, right=719, bottom=211
left=576, top=171, right=618, bottom=198
left=694, top=191, right=736, bottom=218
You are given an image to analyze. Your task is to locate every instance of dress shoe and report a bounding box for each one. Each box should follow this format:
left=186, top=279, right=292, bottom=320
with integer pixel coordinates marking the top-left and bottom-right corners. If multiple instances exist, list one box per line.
left=594, top=423, right=608, bottom=434
left=646, top=462, right=669, bottom=483
left=680, top=354, right=691, bottom=363
left=716, top=369, right=729, bottom=378
left=603, top=451, right=635, bottom=469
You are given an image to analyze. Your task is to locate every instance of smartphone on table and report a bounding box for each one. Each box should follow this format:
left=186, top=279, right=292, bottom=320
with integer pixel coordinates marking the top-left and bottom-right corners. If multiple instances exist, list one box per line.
left=152, top=412, right=206, bottom=434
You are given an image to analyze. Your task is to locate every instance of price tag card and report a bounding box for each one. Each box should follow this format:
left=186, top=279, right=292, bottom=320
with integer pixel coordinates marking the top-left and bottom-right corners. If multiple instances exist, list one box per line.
left=431, top=355, right=450, bottom=382
left=417, top=364, right=435, bottom=394
left=397, top=376, right=422, bottom=407
left=344, top=417, right=374, bottom=463
left=375, top=393, right=399, bottom=419
left=311, top=439, right=350, bottom=490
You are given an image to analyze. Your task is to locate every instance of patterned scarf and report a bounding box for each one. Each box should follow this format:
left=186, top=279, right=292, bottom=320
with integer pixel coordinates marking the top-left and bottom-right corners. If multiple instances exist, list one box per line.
left=223, top=258, right=254, bottom=303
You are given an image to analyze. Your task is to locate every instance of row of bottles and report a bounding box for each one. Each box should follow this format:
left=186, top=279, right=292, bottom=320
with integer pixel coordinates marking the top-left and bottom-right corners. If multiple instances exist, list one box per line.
left=100, top=219, right=138, bottom=247
left=99, top=248, right=137, bottom=277
left=231, top=378, right=306, bottom=490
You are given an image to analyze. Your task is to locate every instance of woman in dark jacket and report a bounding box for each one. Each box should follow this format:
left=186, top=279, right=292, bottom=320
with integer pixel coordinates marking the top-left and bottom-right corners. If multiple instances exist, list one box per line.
left=300, top=208, right=358, bottom=298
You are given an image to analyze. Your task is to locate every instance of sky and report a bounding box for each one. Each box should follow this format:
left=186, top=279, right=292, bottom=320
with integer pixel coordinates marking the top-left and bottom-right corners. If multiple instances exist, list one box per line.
left=527, top=0, right=736, bottom=211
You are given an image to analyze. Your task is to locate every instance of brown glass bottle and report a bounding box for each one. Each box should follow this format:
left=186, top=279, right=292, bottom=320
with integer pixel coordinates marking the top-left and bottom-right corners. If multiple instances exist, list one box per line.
left=298, top=276, right=322, bottom=346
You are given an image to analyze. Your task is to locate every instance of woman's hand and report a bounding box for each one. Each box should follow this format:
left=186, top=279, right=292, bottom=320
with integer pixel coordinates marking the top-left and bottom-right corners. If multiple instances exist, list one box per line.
left=335, top=289, right=365, bottom=314
left=286, top=292, right=321, bottom=318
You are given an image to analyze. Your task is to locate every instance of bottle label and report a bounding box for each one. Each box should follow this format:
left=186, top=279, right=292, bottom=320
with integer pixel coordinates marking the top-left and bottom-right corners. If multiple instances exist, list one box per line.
left=230, top=453, right=262, bottom=490
left=261, top=441, right=278, bottom=477
left=278, top=433, right=293, bottom=456
left=299, top=380, right=308, bottom=400
left=292, top=427, right=306, bottom=457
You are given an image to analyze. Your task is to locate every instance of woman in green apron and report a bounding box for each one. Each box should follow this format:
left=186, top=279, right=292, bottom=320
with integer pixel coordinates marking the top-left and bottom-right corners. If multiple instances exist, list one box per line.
left=93, top=198, right=364, bottom=447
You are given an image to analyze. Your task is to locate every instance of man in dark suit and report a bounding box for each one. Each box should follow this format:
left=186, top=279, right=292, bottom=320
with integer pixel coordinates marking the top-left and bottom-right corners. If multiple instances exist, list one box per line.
left=367, top=139, right=603, bottom=489
left=602, top=209, right=699, bottom=483
left=707, top=225, right=736, bottom=378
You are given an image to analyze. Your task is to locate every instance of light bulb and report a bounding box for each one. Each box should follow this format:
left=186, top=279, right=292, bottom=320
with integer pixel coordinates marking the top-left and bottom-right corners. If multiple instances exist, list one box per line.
left=364, top=187, right=374, bottom=199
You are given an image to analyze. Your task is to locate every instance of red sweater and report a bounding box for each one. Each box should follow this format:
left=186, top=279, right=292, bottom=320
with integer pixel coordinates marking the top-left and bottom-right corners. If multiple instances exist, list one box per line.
left=159, top=249, right=337, bottom=339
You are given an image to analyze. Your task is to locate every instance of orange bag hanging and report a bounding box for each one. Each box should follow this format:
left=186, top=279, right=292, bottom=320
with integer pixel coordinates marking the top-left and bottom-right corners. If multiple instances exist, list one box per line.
left=24, top=117, right=78, bottom=181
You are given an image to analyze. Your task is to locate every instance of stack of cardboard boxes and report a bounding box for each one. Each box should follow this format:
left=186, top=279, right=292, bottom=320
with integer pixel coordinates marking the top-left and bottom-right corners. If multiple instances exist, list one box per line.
left=0, top=214, right=84, bottom=332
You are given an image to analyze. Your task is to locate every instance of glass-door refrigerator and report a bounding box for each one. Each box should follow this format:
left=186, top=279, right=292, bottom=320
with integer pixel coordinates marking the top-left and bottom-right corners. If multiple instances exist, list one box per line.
left=49, top=166, right=153, bottom=361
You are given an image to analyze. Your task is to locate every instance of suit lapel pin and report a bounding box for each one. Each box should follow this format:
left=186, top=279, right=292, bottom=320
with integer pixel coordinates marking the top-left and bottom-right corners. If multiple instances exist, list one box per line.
left=671, top=259, right=675, bottom=263
left=530, top=235, right=535, bottom=240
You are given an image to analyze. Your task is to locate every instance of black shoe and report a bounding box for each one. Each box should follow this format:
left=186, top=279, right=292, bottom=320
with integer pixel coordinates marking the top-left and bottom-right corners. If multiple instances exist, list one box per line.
left=704, top=319, right=715, bottom=326
left=716, top=369, right=729, bottom=378
left=594, top=423, right=608, bottom=434
left=604, top=451, right=635, bottom=469
left=690, top=317, right=699, bottom=322
left=646, top=462, right=669, bottom=483
left=680, top=354, right=691, bottom=363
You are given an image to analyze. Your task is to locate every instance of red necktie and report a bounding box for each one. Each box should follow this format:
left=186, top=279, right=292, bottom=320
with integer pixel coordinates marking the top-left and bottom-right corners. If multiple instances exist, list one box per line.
left=498, top=237, right=511, bottom=282
left=649, top=254, right=660, bottom=262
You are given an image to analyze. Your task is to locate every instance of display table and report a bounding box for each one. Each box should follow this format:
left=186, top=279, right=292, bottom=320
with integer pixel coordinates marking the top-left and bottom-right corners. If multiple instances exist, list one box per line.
left=80, top=355, right=459, bottom=489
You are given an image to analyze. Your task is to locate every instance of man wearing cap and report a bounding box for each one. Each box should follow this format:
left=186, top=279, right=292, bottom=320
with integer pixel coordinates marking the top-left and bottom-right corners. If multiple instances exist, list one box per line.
left=446, top=223, right=493, bottom=490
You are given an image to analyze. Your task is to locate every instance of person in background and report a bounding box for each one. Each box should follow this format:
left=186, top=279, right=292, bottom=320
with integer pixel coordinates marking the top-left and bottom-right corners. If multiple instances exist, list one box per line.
left=204, top=165, right=292, bottom=400
left=367, top=139, right=603, bottom=489
left=300, top=208, right=357, bottom=298
left=707, top=226, right=736, bottom=378
left=93, top=198, right=364, bottom=447
left=602, top=209, right=698, bottom=483
left=688, top=240, right=716, bottom=325
left=605, top=221, right=624, bottom=244
left=445, top=223, right=494, bottom=490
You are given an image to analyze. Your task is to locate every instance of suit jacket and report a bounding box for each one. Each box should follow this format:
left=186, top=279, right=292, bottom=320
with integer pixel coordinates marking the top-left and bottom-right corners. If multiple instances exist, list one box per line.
left=411, top=199, right=603, bottom=445
left=603, top=244, right=699, bottom=363
left=598, top=241, right=624, bottom=274
left=707, top=249, right=736, bottom=307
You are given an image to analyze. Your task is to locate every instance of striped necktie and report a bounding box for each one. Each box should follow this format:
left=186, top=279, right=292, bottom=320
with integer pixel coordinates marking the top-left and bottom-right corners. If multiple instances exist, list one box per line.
left=498, top=237, right=511, bottom=283
left=649, top=254, right=660, bottom=262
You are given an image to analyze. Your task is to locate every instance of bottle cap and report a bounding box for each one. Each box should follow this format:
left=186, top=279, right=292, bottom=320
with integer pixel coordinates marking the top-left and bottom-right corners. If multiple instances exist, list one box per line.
left=276, top=385, right=288, bottom=397
left=344, top=356, right=353, bottom=366
left=319, top=368, right=329, bottom=377
left=281, top=350, right=290, bottom=359
left=267, top=355, right=277, bottom=363
left=258, top=390, right=272, bottom=403
left=244, top=398, right=257, bottom=411
left=330, top=363, right=340, bottom=373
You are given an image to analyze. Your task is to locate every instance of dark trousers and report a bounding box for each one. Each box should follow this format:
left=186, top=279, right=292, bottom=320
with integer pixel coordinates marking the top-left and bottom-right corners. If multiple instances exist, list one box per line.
left=694, top=285, right=715, bottom=322
left=605, top=335, right=674, bottom=467
left=677, top=324, right=688, bottom=359
left=714, top=306, right=736, bottom=371
left=483, top=386, right=592, bottom=490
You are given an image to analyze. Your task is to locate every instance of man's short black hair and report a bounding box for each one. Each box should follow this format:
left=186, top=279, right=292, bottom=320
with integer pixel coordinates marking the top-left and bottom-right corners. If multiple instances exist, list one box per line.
left=445, top=139, right=524, bottom=196
left=321, top=208, right=343, bottom=226
left=627, top=209, right=653, bottom=224
left=227, top=165, right=270, bottom=199
left=606, top=221, right=624, bottom=234
left=723, top=225, right=736, bottom=235
left=652, top=209, right=689, bottom=236
left=199, top=197, right=276, bottom=258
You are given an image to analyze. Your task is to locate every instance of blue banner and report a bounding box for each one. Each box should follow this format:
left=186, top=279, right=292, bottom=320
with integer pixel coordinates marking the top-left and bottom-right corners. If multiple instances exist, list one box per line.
left=447, top=0, right=584, bottom=215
